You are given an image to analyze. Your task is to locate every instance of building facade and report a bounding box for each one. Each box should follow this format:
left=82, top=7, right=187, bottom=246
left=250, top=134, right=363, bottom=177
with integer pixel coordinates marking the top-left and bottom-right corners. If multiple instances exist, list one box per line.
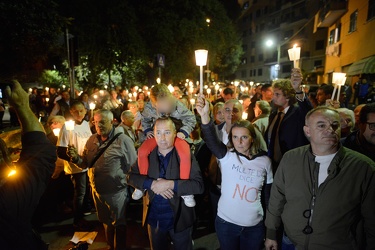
left=318, top=0, right=375, bottom=86
left=236, top=0, right=327, bottom=84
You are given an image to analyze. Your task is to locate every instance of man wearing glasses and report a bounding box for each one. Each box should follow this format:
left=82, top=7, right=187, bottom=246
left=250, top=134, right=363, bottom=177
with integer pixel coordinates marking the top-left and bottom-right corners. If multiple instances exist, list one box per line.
left=265, top=106, right=375, bottom=250
left=344, top=103, right=375, bottom=161
left=68, top=109, right=137, bottom=250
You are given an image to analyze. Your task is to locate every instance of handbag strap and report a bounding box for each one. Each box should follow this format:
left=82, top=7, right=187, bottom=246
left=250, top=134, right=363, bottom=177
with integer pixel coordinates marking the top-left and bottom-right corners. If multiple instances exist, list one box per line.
left=89, top=132, right=122, bottom=168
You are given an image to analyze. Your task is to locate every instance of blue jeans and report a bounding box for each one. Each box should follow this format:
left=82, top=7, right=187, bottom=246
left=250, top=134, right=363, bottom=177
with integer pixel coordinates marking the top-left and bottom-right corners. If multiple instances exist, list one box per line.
left=71, top=172, right=87, bottom=223
left=147, top=224, right=193, bottom=250
left=215, top=216, right=264, bottom=250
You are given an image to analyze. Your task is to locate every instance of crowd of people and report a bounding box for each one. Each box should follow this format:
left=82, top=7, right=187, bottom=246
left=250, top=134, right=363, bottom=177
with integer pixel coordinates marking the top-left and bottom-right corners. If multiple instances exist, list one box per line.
left=1, top=68, right=375, bottom=250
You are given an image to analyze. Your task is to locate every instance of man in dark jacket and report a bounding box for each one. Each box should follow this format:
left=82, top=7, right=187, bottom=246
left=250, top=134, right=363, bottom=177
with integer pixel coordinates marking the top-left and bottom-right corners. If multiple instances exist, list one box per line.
left=0, top=81, right=56, bottom=249
left=265, top=68, right=312, bottom=173
left=265, top=107, right=375, bottom=250
left=344, top=103, right=375, bottom=161
left=128, top=117, right=204, bottom=250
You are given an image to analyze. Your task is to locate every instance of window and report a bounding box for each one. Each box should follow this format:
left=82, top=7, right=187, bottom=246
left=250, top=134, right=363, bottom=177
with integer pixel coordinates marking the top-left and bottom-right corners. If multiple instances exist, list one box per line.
left=251, top=41, right=256, bottom=48
left=241, top=58, right=247, bottom=65
left=314, top=60, right=322, bottom=67
left=282, top=64, right=292, bottom=74
left=315, top=40, right=325, bottom=50
left=243, top=1, right=249, bottom=10
left=250, top=56, right=255, bottom=63
left=258, top=53, right=264, bottom=61
left=253, top=69, right=257, bottom=76
left=349, top=10, right=358, bottom=33
left=242, top=44, right=248, bottom=51
left=241, top=70, right=247, bottom=78
left=258, top=68, right=263, bottom=76
left=256, top=9, right=261, bottom=18
left=368, top=0, right=375, bottom=20
left=284, top=30, right=293, bottom=40
left=260, top=23, right=265, bottom=31
left=329, top=24, right=341, bottom=45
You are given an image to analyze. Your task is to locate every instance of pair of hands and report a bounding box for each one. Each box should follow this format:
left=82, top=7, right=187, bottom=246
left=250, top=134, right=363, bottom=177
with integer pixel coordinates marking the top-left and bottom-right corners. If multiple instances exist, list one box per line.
left=67, top=145, right=79, bottom=162
left=151, top=178, right=175, bottom=199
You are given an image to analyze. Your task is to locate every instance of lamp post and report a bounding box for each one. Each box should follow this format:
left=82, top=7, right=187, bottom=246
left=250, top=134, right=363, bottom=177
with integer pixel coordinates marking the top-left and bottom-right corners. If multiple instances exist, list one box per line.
left=195, top=50, right=208, bottom=95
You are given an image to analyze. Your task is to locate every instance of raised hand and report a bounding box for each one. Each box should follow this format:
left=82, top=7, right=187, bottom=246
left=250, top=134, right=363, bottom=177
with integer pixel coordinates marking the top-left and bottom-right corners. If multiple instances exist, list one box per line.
left=195, top=94, right=210, bottom=124
left=290, top=68, right=303, bottom=92
left=5, top=80, right=29, bottom=109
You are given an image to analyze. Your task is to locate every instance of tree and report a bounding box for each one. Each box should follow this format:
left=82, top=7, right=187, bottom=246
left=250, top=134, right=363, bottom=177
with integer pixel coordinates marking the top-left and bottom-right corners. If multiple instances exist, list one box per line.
left=0, top=0, right=66, bottom=82
left=132, top=0, right=243, bottom=82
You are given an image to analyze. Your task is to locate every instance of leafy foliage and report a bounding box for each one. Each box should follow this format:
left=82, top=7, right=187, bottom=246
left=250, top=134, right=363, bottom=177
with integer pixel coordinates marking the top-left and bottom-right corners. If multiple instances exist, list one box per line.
left=0, top=0, right=66, bottom=81
left=0, top=0, right=243, bottom=85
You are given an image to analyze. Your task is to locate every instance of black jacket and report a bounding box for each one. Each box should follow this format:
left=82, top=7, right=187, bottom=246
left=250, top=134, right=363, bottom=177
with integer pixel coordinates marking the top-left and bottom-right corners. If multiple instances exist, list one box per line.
left=127, top=147, right=204, bottom=232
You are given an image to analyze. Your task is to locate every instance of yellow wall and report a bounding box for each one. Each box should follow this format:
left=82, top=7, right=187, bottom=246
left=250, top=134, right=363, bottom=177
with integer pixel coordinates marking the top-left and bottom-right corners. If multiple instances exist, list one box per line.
left=325, top=0, right=375, bottom=81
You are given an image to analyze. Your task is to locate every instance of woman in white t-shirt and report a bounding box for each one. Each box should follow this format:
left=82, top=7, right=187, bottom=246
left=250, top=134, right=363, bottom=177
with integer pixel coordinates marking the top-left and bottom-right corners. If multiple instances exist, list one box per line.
left=196, top=95, right=273, bottom=250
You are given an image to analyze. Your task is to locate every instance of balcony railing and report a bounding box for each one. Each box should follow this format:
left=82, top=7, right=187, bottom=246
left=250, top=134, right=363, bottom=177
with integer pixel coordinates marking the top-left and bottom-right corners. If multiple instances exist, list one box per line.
left=315, top=0, right=347, bottom=28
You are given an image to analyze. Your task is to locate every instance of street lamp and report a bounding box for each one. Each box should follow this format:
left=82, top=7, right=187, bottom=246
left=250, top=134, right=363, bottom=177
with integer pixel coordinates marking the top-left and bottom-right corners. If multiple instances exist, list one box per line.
left=265, top=39, right=281, bottom=79
left=195, top=49, right=208, bottom=94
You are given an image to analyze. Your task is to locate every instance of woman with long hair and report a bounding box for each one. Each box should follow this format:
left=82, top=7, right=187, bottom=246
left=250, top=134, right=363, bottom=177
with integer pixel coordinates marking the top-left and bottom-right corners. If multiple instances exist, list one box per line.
left=196, top=95, right=273, bottom=250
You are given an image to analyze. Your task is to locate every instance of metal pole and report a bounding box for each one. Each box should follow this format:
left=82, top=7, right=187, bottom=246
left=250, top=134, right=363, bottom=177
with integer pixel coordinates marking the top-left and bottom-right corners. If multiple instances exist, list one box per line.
left=66, top=28, right=74, bottom=98
left=159, top=67, right=161, bottom=83
left=277, top=44, right=281, bottom=79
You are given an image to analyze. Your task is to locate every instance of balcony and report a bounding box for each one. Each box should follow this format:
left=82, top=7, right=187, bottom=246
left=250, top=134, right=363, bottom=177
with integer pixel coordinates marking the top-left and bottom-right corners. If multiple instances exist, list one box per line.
left=315, top=0, right=347, bottom=28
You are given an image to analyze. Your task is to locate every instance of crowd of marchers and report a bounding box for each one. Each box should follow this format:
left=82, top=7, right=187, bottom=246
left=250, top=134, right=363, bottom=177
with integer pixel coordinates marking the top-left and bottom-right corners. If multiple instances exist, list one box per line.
left=1, top=69, right=374, bottom=250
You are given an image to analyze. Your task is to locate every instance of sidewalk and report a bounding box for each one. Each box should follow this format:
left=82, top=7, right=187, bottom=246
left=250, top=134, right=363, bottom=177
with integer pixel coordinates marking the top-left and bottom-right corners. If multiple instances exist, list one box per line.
left=38, top=200, right=220, bottom=250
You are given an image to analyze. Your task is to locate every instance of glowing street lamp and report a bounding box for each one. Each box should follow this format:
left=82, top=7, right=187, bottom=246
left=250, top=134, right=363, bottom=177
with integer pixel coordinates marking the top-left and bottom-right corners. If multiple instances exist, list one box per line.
left=195, top=49, right=208, bottom=95
left=288, top=44, right=301, bottom=68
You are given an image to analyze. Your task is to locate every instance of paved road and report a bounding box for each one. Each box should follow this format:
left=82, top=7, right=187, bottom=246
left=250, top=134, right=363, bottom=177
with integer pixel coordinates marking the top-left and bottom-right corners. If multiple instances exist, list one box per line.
left=37, top=198, right=219, bottom=250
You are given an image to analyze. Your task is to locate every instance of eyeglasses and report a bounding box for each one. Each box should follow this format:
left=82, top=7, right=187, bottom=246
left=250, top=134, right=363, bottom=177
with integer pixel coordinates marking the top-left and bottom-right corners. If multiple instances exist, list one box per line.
left=366, top=122, right=375, bottom=131
left=48, top=121, right=59, bottom=125
left=92, top=120, right=110, bottom=126
left=225, top=108, right=240, bottom=114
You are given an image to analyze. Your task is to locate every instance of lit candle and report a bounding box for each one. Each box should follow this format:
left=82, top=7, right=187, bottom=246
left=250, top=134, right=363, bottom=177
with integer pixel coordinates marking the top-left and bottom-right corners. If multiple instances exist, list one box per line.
left=242, top=112, right=248, bottom=120
left=195, top=49, right=208, bottom=94
left=207, top=88, right=211, bottom=99
left=89, top=102, right=96, bottom=117
left=53, top=128, right=61, bottom=137
left=332, top=72, right=347, bottom=101
left=288, top=44, right=301, bottom=68
left=190, top=98, right=196, bottom=112
left=215, top=85, right=220, bottom=99
left=65, top=120, right=75, bottom=145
